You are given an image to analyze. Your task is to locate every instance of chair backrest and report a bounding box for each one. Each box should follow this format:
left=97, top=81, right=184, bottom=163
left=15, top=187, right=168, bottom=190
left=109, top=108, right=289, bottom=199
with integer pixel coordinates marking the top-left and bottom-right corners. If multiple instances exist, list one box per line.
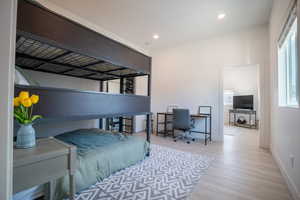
left=173, top=109, right=191, bottom=130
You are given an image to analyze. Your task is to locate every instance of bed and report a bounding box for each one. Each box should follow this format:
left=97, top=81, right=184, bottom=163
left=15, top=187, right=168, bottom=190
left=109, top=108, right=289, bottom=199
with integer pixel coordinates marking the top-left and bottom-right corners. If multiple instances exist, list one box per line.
left=15, top=0, right=152, bottom=141
left=14, top=0, right=152, bottom=199
left=53, top=129, right=149, bottom=199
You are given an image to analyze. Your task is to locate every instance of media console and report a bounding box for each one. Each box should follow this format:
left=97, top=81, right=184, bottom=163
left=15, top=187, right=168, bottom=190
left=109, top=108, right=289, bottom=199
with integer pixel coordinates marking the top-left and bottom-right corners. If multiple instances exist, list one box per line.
left=229, top=109, right=257, bottom=129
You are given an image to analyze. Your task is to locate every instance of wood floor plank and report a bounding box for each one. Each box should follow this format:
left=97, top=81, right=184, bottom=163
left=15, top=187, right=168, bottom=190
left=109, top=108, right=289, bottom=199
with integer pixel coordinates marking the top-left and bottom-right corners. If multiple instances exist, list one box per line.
left=141, top=126, right=292, bottom=200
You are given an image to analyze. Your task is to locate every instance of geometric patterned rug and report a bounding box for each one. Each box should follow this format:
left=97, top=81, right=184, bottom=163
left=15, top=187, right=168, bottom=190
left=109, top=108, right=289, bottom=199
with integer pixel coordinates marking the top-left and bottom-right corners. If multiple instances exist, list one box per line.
left=75, top=144, right=214, bottom=200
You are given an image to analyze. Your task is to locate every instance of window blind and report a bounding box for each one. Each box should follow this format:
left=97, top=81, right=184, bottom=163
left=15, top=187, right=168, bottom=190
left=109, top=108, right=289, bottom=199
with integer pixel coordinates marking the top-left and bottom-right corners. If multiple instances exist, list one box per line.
left=278, top=0, right=297, bottom=48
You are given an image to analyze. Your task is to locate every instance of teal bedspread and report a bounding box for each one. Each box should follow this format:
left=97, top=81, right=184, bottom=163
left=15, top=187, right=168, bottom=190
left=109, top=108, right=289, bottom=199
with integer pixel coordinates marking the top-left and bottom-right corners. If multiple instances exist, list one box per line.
left=54, top=129, right=149, bottom=199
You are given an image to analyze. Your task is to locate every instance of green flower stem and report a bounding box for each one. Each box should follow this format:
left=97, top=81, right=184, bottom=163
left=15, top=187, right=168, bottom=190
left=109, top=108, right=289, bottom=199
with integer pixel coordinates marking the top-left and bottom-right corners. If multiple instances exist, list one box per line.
left=14, top=103, right=42, bottom=125
left=30, top=105, right=33, bottom=120
left=26, top=107, right=29, bottom=120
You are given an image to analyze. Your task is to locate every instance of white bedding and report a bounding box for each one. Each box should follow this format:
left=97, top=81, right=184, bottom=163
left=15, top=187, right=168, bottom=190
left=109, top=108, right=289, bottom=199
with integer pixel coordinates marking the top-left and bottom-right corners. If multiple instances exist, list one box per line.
left=13, top=185, right=44, bottom=200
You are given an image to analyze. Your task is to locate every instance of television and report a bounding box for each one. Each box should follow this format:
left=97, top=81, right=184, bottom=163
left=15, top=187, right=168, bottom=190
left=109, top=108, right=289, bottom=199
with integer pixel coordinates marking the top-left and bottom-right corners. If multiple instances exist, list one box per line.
left=233, top=95, right=254, bottom=110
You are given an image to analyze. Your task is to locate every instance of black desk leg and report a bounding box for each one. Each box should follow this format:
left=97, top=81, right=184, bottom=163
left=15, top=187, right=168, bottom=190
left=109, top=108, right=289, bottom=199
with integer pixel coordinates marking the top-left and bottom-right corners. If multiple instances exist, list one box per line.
left=172, top=127, right=175, bottom=138
left=156, top=114, right=159, bottom=136
left=146, top=114, right=151, bottom=157
left=234, top=113, right=236, bottom=126
left=249, top=113, right=252, bottom=128
left=255, top=113, right=257, bottom=129
left=146, top=114, right=151, bottom=142
left=164, top=114, right=167, bottom=137
left=209, top=116, right=212, bottom=142
left=205, top=118, right=207, bottom=145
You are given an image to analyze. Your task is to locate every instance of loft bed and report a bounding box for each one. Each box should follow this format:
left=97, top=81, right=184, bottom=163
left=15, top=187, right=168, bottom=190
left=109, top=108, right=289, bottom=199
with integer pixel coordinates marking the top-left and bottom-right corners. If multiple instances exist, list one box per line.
left=15, top=84, right=151, bottom=122
left=14, top=0, right=152, bottom=199
left=15, top=0, right=152, bottom=135
left=16, top=0, right=151, bottom=78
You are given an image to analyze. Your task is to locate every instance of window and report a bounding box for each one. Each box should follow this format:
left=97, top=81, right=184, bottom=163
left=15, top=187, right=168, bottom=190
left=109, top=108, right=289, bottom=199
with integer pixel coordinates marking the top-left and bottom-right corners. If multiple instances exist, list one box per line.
left=278, top=17, right=298, bottom=107
left=224, top=90, right=234, bottom=105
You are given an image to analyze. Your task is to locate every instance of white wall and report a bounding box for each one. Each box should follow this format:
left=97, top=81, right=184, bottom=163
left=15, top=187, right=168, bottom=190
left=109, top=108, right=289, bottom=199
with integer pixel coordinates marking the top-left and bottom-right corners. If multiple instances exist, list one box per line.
left=106, top=77, right=149, bottom=133
left=151, top=25, right=270, bottom=142
left=0, top=0, right=17, bottom=199
left=107, top=79, right=120, bottom=94
left=135, top=76, right=149, bottom=132
left=269, top=0, right=300, bottom=199
left=223, top=65, right=260, bottom=124
left=24, top=70, right=100, bottom=91
left=22, top=70, right=100, bottom=137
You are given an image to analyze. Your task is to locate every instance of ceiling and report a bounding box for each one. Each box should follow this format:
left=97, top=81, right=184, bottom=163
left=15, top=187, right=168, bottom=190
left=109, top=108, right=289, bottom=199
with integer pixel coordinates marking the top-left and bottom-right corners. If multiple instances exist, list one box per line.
left=44, top=0, right=273, bottom=52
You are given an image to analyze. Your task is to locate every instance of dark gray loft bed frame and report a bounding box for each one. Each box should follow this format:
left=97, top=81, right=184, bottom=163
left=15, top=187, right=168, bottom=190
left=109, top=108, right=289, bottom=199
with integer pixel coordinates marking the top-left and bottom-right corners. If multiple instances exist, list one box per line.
left=15, top=0, right=152, bottom=146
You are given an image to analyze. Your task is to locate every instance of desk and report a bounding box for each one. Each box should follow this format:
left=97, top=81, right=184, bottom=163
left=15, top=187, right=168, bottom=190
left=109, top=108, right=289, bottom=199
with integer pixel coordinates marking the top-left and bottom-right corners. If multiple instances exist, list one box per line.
left=156, top=112, right=212, bottom=145
left=13, top=138, right=77, bottom=200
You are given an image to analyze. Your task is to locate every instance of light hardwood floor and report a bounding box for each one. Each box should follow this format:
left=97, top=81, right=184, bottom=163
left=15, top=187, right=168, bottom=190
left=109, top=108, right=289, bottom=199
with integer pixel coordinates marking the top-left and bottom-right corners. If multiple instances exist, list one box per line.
left=146, top=126, right=292, bottom=200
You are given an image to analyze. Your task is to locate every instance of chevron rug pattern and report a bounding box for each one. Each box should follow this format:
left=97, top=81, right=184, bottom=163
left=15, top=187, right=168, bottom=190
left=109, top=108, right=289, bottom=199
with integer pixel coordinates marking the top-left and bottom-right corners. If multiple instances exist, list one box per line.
left=75, top=144, right=213, bottom=200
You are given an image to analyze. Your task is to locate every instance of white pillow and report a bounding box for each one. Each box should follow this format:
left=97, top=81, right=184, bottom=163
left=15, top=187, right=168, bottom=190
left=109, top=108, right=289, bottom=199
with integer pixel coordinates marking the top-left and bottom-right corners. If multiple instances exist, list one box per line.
left=15, top=68, right=30, bottom=85
left=13, top=185, right=44, bottom=200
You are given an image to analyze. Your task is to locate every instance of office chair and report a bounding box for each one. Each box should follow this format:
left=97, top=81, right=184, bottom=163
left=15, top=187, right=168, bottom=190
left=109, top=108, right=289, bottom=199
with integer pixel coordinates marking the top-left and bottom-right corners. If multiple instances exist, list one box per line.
left=173, top=109, right=195, bottom=144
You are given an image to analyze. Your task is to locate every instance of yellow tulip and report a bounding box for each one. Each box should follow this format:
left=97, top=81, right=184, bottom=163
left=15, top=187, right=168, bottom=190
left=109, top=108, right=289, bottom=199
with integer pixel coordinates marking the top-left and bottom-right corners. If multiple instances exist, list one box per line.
left=19, top=91, right=29, bottom=101
left=30, top=95, right=39, bottom=104
left=13, top=97, right=20, bottom=107
left=21, top=98, right=32, bottom=108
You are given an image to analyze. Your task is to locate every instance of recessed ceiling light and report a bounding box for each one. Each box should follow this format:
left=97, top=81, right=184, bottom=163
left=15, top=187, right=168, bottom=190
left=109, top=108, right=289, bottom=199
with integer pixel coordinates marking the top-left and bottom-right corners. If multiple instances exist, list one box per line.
left=218, top=13, right=226, bottom=20
left=153, top=34, right=160, bottom=39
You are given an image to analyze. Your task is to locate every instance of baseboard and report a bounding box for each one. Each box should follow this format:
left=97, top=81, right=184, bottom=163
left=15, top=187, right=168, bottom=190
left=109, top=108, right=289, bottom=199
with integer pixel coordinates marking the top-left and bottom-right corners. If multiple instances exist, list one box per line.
left=271, top=148, right=300, bottom=200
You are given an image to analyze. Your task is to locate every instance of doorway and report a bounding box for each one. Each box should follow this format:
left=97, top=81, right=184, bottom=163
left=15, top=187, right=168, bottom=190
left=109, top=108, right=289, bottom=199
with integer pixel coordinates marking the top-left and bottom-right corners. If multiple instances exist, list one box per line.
left=222, top=65, right=260, bottom=140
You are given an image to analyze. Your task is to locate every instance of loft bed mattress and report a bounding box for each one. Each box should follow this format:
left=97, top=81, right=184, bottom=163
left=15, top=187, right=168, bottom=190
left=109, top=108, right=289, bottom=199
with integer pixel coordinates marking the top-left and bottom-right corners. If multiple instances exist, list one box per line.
left=54, top=129, right=149, bottom=199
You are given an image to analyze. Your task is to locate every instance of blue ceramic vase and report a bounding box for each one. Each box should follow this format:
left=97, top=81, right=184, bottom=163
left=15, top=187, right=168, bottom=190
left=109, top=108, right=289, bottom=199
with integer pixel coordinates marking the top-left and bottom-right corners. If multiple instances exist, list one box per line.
left=16, top=124, right=36, bottom=149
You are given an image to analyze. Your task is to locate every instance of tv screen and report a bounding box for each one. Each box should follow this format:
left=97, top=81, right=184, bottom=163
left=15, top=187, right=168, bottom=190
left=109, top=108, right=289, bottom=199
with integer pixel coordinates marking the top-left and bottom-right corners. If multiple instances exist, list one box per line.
left=233, top=95, right=254, bottom=110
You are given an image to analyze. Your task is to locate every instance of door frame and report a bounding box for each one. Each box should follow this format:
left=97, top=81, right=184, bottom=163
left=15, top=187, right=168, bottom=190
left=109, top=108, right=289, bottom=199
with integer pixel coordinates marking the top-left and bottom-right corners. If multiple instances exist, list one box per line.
left=219, top=64, right=268, bottom=148
left=0, top=0, right=17, bottom=199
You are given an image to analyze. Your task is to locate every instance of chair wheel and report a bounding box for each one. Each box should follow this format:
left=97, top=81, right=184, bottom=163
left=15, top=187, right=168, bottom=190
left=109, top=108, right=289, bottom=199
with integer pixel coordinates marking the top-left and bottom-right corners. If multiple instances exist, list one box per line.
left=174, top=139, right=177, bottom=142
left=192, top=138, right=195, bottom=142
left=187, top=141, right=190, bottom=144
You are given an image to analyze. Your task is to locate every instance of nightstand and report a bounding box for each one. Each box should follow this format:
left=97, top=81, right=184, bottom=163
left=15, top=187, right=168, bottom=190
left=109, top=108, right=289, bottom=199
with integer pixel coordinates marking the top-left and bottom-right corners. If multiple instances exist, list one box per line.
left=13, top=138, right=77, bottom=200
